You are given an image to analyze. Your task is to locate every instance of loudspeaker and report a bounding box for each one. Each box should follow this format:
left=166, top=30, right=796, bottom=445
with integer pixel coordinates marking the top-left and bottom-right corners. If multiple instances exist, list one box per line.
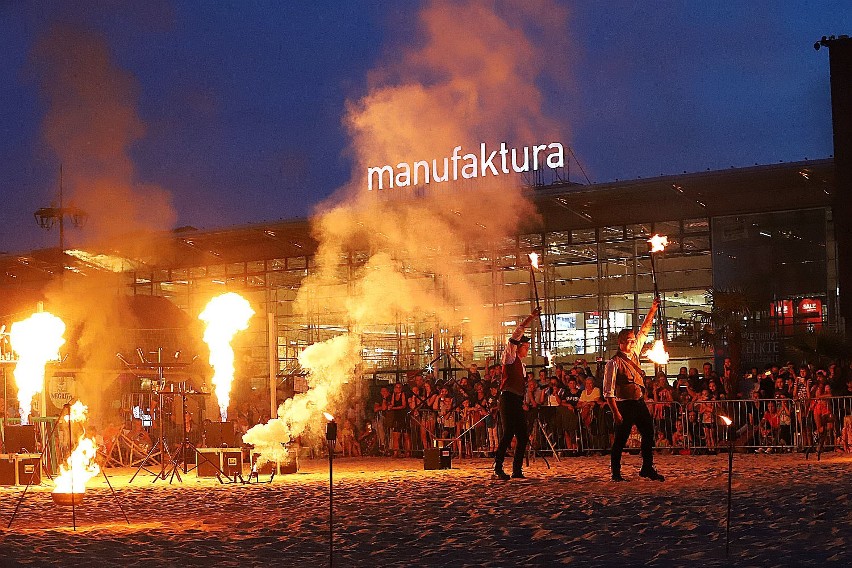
left=3, top=425, right=37, bottom=454
left=202, top=421, right=236, bottom=448
left=424, top=447, right=452, bottom=470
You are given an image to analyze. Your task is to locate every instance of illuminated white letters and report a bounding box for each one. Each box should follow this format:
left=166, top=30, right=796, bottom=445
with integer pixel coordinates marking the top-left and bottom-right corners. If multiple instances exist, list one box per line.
left=366, top=141, right=565, bottom=190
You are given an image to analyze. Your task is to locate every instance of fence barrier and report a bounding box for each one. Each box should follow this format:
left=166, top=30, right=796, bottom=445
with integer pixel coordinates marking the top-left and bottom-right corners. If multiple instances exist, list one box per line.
left=368, top=396, right=852, bottom=457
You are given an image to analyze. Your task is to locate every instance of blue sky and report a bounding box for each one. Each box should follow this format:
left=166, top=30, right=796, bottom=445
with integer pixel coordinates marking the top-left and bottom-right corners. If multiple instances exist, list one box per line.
left=0, top=1, right=849, bottom=253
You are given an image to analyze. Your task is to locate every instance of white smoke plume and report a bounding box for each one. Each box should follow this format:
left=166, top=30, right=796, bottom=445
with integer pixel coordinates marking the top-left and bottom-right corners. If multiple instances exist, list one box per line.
left=243, top=334, right=361, bottom=464
left=245, top=0, right=571, bottom=461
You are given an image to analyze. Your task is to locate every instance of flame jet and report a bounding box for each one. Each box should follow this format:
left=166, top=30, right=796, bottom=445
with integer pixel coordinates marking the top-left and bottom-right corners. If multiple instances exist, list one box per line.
left=10, top=312, right=66, bottom=424
left=199, top=293, right=255, bottom=421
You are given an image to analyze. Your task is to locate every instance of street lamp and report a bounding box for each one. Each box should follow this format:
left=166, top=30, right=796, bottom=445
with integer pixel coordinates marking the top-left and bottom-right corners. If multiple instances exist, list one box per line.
left=33, top=167, right=88, bottom=269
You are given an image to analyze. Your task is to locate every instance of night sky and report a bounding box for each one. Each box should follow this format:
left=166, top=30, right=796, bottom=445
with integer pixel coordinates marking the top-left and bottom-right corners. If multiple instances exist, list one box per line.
left=0, top=1, right=850, bottom=254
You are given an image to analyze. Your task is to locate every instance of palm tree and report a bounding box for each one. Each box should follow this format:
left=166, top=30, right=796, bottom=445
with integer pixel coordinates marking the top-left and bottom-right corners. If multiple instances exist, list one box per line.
left=688, top=287, right=760, bottom=393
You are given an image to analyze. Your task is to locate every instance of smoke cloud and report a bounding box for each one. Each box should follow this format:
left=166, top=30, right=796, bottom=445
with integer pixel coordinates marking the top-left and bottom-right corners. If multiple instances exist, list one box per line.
left=29, top=23, right=176, bottom=253
left=246, top=0, right=571, bottom=459
left=26, top=23, right=178, bottom=424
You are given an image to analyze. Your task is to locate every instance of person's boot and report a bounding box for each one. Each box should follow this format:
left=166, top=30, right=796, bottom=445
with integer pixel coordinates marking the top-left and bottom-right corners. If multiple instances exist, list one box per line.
left=639, top=467, right=665, bottom=482
left=611, top=472, right=627, bottom=482
left=511, top=470, right=526, bottom=479
left=493, top=466, right=510, bottom=480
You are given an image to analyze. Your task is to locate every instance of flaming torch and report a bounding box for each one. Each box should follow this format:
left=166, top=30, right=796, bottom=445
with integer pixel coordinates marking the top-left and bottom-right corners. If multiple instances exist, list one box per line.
left=324, top=412, right=337, bottom=568
left=10, top=312, right=66, bottom=424
left=199, top=293, right=255, bottom=421
left=528, top=253, right=550, bottom=367
left=645, top=235, right=670, bottom=367
left=528, top=252, right=541, bottom=308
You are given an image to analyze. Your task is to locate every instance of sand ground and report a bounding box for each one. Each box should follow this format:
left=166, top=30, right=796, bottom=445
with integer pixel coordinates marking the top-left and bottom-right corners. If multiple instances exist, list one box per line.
left=0, top=452, right=850, bottom=567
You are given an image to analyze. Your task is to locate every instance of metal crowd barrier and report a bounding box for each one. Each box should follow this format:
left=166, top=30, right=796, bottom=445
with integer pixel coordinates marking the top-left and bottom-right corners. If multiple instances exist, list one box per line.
left=370, top=396, right=852, bottom=457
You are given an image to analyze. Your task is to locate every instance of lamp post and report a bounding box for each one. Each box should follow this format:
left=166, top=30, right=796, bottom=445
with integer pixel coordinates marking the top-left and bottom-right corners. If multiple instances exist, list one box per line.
left=324, top=412, right=337, bottom=568
left=33, top=166, right=88, bottom=275
left=720, top=414, right=734, bottom=556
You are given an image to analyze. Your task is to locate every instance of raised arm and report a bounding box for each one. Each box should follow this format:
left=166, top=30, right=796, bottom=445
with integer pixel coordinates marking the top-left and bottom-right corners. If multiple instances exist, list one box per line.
left=510, top=306, right=542, bottom=342
left=634, top=297, right=661, bottom=354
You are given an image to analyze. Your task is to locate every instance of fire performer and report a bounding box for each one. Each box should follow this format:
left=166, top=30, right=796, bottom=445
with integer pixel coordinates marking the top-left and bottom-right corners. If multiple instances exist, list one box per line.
left=604, top=297, right=665, bottom=482
left=493, top=305, right=541, bottom=480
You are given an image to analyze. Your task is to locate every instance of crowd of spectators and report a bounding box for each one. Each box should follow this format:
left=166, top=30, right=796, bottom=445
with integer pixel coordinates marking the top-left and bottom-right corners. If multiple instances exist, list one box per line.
left=351, top=357, right=852, bottom=458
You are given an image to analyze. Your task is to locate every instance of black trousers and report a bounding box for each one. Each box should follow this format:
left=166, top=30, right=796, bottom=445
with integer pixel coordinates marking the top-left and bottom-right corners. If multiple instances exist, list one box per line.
left=495, top=392, right=528, bottom=474
left=610, top=399, right=655, bottom=475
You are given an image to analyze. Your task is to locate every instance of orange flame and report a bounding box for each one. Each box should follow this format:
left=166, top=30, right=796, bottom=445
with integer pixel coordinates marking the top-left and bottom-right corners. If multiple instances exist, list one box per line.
left=53, top=436, right=100, bottom=495
left=199, top=293, right=255, bottom=421
left=528, top=252, right=540, bottom=269
left=645, top=339, right=670, bottom=365
left=648, top=234, right=668, bottom=253
left=64, top=400, right=88, bottom=423
left=10, top=312, right=66, bottom=425
left=323, top=412, right=335, bottom=422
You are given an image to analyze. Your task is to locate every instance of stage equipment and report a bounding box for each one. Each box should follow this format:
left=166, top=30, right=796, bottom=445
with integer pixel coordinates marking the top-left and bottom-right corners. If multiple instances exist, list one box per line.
left=166, top=383, right=235, bottom=484
left=120, top=348, right=203, bottom=485
left=423, top=446, right=452, bottom=470
left=3, top=424, right=37, bottom=453
left=203, top=421, right=237, bottom=448
left=6, top=402, right=129, bottom=530
left=0, top=453, right=41, bottom=485
left=325, top=413, right=337, bottom=568
left=250, top=446, right=298, bottom=480
left=197, top=447, right=243, bottom=479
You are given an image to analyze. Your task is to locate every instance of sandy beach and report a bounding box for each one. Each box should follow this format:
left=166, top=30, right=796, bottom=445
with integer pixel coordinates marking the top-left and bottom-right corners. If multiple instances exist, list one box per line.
left=1, top=452, right=849, bottom=567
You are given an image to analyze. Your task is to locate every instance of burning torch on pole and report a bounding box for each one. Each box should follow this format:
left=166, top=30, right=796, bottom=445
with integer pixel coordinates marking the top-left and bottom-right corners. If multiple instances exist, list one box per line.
left=528, top=253, right=551, bottom=367
left=645, top=235, right=669, bottom=366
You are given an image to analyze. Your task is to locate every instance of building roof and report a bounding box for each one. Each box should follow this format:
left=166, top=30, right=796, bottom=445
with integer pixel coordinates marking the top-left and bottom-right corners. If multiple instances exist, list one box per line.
left=0, top=159, right=834, bottom=287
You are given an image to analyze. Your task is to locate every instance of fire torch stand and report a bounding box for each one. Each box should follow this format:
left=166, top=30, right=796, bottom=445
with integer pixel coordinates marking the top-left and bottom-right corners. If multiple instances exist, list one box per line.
left=325, top=417, right=337, bottom=568
left=7, top=402, right=129, bottom=529
left=725, top=419, right=735, bottom=557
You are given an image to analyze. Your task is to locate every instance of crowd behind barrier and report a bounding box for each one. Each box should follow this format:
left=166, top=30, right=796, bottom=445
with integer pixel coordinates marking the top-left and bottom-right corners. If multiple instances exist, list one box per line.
left=360, top=359, right=852, bottom=459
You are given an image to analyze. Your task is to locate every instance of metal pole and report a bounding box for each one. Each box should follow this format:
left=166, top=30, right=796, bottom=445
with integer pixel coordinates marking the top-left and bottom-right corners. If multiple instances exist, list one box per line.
left=328, top=439, right=334, bottom=568
left=68, top=405, right=76, bottom=531
left=726, top=426, right=733, bottom=556
left=267, top=312, right=277, bottom=420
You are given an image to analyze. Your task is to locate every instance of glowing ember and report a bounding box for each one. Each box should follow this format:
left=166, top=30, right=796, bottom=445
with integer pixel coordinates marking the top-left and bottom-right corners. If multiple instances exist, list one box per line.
left=53, top=436, right=100, bottom=495
left=528, top=252, right=540, bottom=269
left=65, top=400, right=88, bottom=423
left=199, top=293, right=255, bottom=421
left=323, top=412, right=335, bottom=421
left=720, top=415, right=733, bottom=426
left=645, top=339, right=670, bottom=365
left=648, top=234, right=669, bottom=253
left=10, top=312, right=66, bottom=425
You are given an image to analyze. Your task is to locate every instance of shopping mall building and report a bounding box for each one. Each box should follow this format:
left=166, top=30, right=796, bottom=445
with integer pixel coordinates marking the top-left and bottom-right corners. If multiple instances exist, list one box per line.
left=2, top=37, right=850, bottom=416
left=0, top=158, right=839, bottom=400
